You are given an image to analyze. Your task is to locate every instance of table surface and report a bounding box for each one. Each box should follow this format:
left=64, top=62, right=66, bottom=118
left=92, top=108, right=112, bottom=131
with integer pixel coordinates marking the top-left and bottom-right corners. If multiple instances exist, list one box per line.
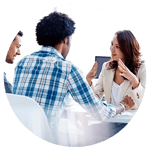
left=60, top=99, right=137, bottom=146
left=64, top=99, right=137, bottom=124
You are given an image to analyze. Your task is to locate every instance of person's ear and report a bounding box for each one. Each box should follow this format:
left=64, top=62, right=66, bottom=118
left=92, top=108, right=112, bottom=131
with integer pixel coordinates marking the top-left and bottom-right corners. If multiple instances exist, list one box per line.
left=64, top=37, right=69, bottom=44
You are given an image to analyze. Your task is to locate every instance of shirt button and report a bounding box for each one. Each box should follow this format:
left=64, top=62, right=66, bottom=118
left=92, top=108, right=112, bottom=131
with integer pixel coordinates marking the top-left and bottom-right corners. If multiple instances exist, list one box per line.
left=137, top=93, right=140, bottom=99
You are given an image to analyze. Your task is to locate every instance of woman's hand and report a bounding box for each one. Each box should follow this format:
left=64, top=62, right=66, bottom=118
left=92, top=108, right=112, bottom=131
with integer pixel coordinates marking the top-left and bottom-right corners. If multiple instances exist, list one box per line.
left=86, top=61, right=98, bottom=86
left=118, top=59, right=139, bottom=89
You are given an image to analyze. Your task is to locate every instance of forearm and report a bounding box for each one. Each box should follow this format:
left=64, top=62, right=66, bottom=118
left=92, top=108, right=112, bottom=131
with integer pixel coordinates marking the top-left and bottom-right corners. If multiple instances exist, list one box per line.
left=114, top=104, right=124, bottom=115
left=130, top=75, right=139, bottom=90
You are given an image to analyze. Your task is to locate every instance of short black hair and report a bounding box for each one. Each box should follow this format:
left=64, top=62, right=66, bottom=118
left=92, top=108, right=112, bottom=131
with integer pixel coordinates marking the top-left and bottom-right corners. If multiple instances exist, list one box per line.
left=36, top=11, right=75, bottom=47
left=17, top=31, right=23, bottom=37
left=13, top=31, right=23, bottom=41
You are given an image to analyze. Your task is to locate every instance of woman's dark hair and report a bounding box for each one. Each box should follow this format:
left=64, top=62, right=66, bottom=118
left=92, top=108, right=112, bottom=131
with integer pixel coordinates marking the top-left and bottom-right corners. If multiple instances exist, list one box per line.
left=36, top=11, right=75, bottom=47
left=108, top=30, right=144, bottom=76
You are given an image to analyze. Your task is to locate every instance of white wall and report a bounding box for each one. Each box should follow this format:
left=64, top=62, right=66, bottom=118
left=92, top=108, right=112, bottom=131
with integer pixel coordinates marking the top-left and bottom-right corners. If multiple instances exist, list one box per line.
left=4, top=4, right=126, bottom=83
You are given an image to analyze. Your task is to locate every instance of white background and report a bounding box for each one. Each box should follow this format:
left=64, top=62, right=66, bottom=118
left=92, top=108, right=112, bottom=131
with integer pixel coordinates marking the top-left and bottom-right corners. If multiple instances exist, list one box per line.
left=3, top=3, right=127, bottom=83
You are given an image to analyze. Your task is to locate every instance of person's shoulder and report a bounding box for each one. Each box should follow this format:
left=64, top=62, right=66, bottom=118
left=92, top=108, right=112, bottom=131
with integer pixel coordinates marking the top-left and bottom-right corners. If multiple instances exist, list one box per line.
left=102, top=61, right=110, bottom=69
left=4, top=72, right=6, bottom=75
left=54, top=59, right=79, bottom=74
left=138, top=61, right=146, bottom=72
left=103, top=61, right=109, bottom=66
left=4, top=72, right=7, bottom=82
left=65, top=60, right=83, bottom=74
left=66, top=60, right=80, bottom=69
left=15, top=54, right=31, bottom=68
left=140, top=61, right=146, bottom=68
left=18, top=55, right=28, bottom=63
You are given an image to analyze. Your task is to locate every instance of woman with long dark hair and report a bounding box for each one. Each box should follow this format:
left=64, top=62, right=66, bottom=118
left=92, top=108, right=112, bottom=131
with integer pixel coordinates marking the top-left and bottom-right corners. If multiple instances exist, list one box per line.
left=86, top=30, right=146, bottom=110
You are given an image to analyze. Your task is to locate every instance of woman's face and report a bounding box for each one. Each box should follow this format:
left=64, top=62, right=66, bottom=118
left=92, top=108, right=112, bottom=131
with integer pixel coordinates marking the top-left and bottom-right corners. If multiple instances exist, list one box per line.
left=110, top=34, right=125, bottom=62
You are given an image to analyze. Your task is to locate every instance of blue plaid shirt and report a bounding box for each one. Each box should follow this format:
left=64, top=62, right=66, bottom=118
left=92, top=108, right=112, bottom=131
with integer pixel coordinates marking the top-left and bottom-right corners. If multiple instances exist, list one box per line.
left=13, top=46, right=116, bottom=131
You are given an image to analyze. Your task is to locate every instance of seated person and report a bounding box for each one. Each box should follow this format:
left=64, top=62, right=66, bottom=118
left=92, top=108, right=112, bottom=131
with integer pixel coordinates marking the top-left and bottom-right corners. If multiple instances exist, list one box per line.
left=86, top=30, right=146, bottom=110
left=4, top=31, right=23, bottom=93
left=13, top=12, right=135, bottom=138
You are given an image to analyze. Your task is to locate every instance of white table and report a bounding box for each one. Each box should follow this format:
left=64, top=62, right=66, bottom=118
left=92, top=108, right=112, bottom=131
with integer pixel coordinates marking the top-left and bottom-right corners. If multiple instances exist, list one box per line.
left=60, top=100, right=137, bottom=146
left=61, top=100, right=137, bottom=134
left=105, top=110, right=137, bottom=123
left=62, top=100, right=137, bottom=127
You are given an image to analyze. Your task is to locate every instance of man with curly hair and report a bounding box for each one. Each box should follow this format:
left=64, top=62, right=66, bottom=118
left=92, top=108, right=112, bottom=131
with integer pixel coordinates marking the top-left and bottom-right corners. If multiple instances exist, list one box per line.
left=13, top=11, right=134, bottom=141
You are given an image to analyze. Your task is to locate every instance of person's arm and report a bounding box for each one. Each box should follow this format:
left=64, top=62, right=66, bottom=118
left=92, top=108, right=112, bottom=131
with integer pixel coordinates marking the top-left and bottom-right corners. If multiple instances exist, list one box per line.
left=86, top=62, right=105, bottom=100
left=118, top=59, right=140, bottom=89
left=86, top=61, right=98, bottom=86
left=67, top=65, right=134, bottom=121
left=4, top=73, right=13, bottom=93
left=114, top=104, right=124, bottom=115
left=118, top=59, right=146, bottom=107
left=115, top=95, right=134, bottom=115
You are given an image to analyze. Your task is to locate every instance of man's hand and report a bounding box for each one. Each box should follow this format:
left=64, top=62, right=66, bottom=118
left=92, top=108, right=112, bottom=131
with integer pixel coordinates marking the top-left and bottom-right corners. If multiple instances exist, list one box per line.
left=86, top=61, right=98, bottom=86
left=120, top=95, right=135, bottom=111
left=115, top=95, right=135, bottom=115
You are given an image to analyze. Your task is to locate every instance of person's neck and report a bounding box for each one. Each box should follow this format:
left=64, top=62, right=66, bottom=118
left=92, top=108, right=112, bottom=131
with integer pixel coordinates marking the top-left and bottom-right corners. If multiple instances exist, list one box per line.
left=54, top=43, right=63, bottom=55
left=116, top=67, right=121, bottom=73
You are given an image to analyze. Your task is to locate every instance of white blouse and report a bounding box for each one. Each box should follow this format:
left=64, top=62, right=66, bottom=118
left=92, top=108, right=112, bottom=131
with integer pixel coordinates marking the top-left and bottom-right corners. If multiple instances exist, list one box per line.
left=110, top=81, right=125, bottom=105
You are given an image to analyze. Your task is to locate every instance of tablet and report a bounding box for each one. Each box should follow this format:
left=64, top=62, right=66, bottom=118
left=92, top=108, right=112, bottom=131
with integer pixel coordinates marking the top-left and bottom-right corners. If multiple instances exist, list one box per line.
left=95, top=56, right=111, bottom=78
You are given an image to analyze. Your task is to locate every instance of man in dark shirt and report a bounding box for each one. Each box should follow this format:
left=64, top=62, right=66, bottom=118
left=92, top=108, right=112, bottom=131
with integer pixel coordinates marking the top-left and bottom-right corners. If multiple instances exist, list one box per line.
left=4, top=31, right=23, bottom=93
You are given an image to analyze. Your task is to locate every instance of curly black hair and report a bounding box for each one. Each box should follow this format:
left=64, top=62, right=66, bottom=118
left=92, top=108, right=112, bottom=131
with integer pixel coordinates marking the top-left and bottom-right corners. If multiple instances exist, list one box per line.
left=36, top=11, right=76, bottom=47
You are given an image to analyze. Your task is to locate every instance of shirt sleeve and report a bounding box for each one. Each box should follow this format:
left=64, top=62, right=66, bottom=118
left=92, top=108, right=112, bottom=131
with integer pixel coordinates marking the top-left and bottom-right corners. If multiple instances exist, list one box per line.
left=66, top=64, right=116, bottom=121
left=4, top=73, right=13, bottom=93
left=131, top=63, right=146, bottom=108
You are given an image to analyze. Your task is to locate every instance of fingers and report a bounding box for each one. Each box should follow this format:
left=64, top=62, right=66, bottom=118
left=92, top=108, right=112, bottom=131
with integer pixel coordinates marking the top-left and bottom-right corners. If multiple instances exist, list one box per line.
left=89, top=74, right=97, bottom=79
left=120, top=95, right=130, bottom=103
left=93, top=61, right=98, bottom=70
left=86, top=62, right=98, bottom=81
left=90, top=69, right=96, bottom=76
left=125, top=95, right=134, bottom=103
left=118, top=59, right=130, bottom=79
left=91, top=61, right=98, bottom=73
left=118, top=59, right=127, bottom=71
left=118, top=66, right=126, bottom=78
left=118, top=65, right=124, bottom=73
left=94, top=75, right=97, bottom=79
left=121, top=95, right=135, bottom=110
left=118, top=59, right=126, bottom=68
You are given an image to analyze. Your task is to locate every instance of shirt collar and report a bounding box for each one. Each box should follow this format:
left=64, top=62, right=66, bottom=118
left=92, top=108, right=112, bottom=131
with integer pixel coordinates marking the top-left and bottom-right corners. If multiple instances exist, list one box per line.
left=41, top=46, right=64, bottom=59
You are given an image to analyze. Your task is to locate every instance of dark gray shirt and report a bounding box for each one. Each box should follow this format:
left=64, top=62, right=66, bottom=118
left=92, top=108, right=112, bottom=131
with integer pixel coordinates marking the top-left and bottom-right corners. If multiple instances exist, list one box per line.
left=4, top=72, right=12, bottom=93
